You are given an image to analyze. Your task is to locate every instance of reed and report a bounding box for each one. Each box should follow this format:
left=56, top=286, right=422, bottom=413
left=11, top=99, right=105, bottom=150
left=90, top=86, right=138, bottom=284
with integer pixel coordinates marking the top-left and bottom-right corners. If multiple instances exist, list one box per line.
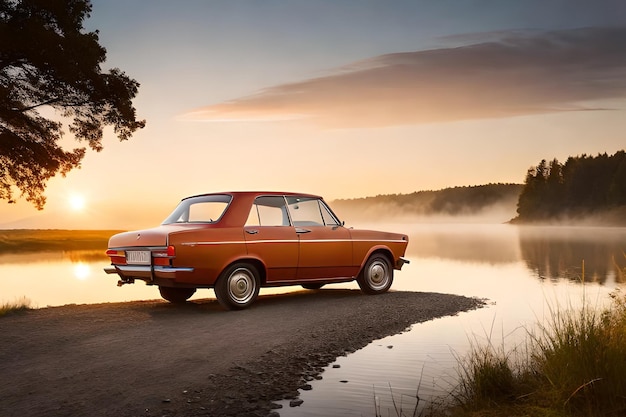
left=0, top=296, right=32, bottom=316
left=448, top=288, right=626, bottom=417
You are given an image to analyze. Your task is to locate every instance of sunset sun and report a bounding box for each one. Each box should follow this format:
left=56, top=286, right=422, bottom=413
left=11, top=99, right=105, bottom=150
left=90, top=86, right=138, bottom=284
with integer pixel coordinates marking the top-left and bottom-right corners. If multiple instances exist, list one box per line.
left=68, top=194, right=86, bottom=211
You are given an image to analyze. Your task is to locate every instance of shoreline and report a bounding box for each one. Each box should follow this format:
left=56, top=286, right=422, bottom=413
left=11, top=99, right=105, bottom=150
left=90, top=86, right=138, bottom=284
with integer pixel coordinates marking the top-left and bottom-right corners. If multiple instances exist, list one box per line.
left=0, top=290, right=484, bottom=417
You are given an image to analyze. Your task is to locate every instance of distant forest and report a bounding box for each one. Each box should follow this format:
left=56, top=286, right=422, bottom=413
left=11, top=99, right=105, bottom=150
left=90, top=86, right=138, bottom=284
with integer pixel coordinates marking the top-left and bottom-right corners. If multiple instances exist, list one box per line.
left=331, top=183, right=522, bottom=222
left=333, top=150, right=626, bottom=225
left=513, top=150, right=626, bottom=223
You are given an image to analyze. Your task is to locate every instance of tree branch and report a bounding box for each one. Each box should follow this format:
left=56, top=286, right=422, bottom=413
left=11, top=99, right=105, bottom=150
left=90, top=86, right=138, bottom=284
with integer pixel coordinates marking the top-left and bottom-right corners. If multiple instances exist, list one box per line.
left=13, top=97, right=62, bottom=113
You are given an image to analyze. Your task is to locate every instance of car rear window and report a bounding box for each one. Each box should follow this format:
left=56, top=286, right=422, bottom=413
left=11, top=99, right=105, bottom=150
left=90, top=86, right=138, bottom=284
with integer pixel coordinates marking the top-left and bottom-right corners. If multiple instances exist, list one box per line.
left=162, top=195, right=232, bottom=224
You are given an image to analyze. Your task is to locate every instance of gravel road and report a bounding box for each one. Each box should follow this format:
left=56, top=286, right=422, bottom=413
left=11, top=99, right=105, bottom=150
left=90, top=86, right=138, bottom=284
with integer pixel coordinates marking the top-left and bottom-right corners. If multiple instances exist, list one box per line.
left=0, top=289, right=482, bottom=417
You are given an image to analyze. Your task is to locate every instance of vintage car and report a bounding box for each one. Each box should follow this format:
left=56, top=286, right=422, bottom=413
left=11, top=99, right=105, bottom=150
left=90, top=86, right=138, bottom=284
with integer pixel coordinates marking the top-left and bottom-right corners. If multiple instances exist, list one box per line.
left=104, top=191, right=409, bottom=310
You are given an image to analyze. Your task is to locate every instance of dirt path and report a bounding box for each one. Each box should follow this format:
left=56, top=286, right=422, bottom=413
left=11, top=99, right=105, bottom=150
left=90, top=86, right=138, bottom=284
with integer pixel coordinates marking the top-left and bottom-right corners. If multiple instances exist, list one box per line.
left=0, top=289, right=483, bottom=417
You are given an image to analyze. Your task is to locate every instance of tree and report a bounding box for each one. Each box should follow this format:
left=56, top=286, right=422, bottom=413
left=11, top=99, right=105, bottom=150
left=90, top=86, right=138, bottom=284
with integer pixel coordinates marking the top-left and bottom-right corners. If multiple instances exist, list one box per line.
left=0, top=0, right=145, bottom=209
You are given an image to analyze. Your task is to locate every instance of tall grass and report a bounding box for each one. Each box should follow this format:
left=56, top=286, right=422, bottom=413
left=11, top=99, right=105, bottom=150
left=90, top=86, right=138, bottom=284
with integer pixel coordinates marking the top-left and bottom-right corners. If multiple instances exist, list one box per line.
left=0, top=296, right=32, bottom=316
left=450, top=288, right=626, bottom=417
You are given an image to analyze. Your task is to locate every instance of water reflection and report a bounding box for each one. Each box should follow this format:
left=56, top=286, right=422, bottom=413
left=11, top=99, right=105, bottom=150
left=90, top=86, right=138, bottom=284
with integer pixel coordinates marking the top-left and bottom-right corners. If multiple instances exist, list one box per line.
left=0, top=250, right=164, bottom=307
left=1, top=225, right=625, bottom=308
left=0, top=249, right=107, bottom=265
left=404, top=224, right=521, bottom=264
left=398, top=224, right=626, bottom=284
left=73, top=262, right=91, bottom=280
left=518, top=226, right=626, bottom=284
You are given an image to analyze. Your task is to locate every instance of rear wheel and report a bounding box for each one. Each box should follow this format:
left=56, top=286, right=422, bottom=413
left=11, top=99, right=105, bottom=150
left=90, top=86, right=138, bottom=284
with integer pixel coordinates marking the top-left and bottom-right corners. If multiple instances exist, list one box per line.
left=357, top=254, right=393, bottom=294
left=302, top=283, right=325, bottom=290
left=214, top=263, right=260, bottom=310
left=159, top=286, right=196, bottom=303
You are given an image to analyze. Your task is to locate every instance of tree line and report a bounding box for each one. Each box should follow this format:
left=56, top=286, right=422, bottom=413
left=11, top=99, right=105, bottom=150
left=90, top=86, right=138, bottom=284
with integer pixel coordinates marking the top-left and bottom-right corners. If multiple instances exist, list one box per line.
left=332, top=183, right=522, bottom=221
left=514, top=150, right=626, bottom=221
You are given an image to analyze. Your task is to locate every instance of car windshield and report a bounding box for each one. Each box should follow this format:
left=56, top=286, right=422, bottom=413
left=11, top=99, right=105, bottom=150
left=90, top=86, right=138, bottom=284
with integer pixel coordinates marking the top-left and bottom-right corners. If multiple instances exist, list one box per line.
left=162, top=195, right=232, bottom=224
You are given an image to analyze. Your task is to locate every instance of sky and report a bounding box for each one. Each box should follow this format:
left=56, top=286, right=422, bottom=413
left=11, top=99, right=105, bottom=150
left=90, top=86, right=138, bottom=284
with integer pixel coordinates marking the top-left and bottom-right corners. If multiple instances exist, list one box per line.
left=3, top=0, right=626, bottom=229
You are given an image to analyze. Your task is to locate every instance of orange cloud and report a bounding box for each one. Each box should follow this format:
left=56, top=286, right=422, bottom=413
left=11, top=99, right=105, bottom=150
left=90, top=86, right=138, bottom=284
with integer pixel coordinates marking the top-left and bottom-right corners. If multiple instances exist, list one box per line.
left=181, top=27, right=626, bottom=128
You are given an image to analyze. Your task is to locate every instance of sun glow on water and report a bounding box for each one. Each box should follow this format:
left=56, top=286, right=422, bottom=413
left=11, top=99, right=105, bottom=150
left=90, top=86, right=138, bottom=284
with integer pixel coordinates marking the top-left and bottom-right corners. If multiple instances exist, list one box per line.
left=73, top=262, right=91, bottom=280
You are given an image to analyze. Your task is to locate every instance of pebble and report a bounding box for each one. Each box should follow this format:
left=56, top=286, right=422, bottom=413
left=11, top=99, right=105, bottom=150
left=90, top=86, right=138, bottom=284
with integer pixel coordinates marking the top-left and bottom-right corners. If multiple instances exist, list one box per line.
left=290, top=399, right=304, bottom=407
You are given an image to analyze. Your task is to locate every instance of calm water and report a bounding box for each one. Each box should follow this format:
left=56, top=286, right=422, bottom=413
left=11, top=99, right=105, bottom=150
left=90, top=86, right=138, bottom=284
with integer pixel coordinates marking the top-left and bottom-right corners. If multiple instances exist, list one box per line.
left=1, top=224, right=625, bottom=415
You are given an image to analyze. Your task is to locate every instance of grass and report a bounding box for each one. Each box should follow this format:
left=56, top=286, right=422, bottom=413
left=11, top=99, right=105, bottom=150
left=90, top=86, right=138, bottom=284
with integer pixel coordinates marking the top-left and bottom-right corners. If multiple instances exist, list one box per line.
left=0, top=296, right=33, bottom=317
left=446, top=285, right=626, bottom=417
left=0, top=229, right=124, bottom=253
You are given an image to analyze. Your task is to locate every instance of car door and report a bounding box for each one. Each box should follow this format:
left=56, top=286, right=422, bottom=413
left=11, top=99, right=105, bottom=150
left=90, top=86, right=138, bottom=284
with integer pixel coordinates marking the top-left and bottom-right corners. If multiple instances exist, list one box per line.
left=244, top=196, right=299, bottom=282
left=286, top=196, right=355, bottom=280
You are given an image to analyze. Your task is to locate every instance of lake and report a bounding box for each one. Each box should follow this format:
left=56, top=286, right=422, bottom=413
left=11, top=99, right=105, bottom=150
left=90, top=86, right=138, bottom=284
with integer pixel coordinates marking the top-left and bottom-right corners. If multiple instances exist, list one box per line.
left=1, top=224, right=625, bottom=415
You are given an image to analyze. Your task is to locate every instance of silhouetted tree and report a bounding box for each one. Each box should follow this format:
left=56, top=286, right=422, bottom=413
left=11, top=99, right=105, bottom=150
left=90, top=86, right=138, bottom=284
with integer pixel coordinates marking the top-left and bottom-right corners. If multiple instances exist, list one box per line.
left=545, top=158, right=564, bottom=215
left=516, top=150, right=626, bottom=222
left=0, top=0, right=145, bottom=208
left=608, top=151, right=626, bottom=205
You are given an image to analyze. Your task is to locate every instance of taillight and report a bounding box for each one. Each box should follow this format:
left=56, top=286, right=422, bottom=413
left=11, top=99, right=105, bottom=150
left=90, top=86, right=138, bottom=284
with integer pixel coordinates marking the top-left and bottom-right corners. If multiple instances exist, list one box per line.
left=153, top=246, right=176, bottom=266
left=106, top=249, right=126, bottom=265
left=153, top=246, right=176, bottom=258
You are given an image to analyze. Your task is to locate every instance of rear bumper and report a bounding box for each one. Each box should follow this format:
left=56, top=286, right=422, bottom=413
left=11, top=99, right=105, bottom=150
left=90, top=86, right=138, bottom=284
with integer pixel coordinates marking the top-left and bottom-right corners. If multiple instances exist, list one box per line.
left=104, top=265, right=195, bottom=283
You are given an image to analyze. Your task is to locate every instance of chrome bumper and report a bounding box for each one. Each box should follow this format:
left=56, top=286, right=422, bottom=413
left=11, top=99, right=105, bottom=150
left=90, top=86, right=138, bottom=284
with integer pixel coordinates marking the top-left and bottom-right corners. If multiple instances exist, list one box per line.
left=104, top=265, right=194, bottom=281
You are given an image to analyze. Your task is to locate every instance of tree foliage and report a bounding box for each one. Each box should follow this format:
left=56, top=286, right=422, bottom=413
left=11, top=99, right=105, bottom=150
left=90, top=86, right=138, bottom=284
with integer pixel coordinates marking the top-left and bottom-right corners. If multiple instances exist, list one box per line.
left=0, top=0, right=145, bottom=208
left=516, top=150, right=626, bottom=221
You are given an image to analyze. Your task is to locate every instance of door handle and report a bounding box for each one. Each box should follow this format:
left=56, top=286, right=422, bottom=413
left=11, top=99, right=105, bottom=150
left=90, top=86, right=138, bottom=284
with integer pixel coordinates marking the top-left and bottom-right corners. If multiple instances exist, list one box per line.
left=295, top=228, right=311, bottom=234
left=245, top=229, right=259, bottom=235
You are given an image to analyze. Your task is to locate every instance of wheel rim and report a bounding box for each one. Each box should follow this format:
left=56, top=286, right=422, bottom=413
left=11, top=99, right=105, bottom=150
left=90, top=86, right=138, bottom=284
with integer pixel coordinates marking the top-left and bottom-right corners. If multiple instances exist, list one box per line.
left=228, top=268, right=256, bottom=304
left=367, top=259, right=390, bottom=290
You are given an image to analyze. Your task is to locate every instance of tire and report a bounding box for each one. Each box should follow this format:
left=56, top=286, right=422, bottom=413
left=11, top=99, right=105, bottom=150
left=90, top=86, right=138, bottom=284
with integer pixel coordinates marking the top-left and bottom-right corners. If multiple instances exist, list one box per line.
left=301, top=283, right=325, bottom=290
left=357, top=253, right=393, bottom=295
left=214, top=263, right=260, bottom=310
left=159, top=286, right=196, bottom=303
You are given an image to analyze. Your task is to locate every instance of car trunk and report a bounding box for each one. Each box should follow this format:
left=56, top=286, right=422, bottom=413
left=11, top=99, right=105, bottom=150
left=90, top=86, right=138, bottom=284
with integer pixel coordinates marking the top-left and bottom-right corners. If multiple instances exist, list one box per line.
left=107, top=224, right=191, bottom=248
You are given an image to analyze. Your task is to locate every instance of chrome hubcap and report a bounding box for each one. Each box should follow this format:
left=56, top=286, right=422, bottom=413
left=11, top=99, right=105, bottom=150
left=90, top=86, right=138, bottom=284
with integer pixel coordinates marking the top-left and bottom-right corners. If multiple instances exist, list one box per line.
left=228, top=269, right=255, bottom=303
left=368, top=261, right=389, bottom=290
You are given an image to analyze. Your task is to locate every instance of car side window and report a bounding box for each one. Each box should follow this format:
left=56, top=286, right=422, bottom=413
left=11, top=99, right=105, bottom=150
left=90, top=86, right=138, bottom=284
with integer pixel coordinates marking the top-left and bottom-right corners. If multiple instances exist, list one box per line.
left=288, top=196, right=341, bottom=227
left=319, top=201, right=340, bottom=226
left=287, top=197, right=322, bottom=226
left=246, top=196, right=290, bottom=226
left=286, top=197, right=341, bottom=227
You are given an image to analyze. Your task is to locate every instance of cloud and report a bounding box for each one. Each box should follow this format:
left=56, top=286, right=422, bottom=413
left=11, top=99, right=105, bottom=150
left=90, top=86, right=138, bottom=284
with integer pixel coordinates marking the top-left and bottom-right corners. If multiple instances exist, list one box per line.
left=181, top=27, right=626, bottom=128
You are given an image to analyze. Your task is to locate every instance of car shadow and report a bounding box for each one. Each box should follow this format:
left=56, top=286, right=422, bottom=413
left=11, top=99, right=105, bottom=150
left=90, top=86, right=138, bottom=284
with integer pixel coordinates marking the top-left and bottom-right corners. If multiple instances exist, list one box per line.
left=141, top=288, right=370, bottom=317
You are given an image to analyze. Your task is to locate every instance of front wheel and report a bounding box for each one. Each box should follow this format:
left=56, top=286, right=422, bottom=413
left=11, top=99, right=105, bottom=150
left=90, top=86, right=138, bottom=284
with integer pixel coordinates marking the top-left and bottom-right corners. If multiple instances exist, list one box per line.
left=159, top=286, right=196, bottom=303
left=357, top=254, right=393, bottom=295
left=214, top=263, right=260, bottom=310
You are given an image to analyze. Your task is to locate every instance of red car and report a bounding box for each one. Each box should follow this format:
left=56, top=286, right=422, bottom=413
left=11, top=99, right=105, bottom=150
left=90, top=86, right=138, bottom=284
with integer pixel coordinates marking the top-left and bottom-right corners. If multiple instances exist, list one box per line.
left=105, top=192, right=409, bottom=310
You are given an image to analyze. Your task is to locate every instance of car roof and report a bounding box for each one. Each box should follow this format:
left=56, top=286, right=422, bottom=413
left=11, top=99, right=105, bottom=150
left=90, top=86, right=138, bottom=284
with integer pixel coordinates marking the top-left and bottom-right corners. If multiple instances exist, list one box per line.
left=182, top=191, right=323, bottom=200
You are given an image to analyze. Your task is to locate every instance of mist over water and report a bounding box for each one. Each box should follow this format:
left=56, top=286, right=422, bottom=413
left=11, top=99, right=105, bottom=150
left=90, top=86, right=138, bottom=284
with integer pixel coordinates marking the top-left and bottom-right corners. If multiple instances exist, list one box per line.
left=1, top=222, right=624, bottom=306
